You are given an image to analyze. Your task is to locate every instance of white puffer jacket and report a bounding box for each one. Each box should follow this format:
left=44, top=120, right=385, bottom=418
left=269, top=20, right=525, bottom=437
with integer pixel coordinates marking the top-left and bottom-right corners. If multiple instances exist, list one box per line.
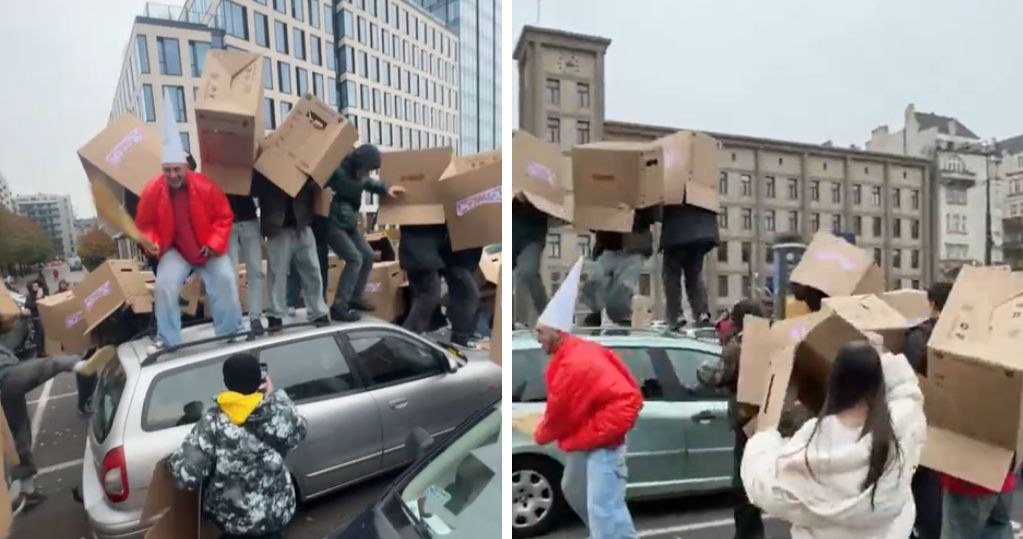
left=740, top=353, right=927, bottom=539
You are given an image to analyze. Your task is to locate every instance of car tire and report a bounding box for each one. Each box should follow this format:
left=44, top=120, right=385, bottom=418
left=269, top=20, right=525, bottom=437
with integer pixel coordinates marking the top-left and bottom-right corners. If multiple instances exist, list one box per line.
left=512, top=456, right=568, bottom=538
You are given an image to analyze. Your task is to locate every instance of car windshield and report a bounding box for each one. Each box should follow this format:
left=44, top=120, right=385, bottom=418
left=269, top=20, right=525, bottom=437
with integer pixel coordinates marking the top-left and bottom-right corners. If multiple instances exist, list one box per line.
left=399, top=402, right=500, bottom=537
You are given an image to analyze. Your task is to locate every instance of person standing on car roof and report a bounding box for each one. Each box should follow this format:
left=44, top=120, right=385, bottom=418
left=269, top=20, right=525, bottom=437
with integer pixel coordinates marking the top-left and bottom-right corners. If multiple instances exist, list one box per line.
left=580, top=207, right=660, bottom=327
left=441, top=239, right=483, bottom=347
left=530, top=258, right=642, bottom=539
left=251, top=170, right=330, bottom=335
left=512, top=197, right=550, bottom=319
left=133, top=91, right=244, bottom=353
left=659, top=202, right=719, bottom=330
left=324, top=144, right=405, bottom=322
left=168, top=353, right=307, bottom=539
left=226, top=174, right=265, bottom=336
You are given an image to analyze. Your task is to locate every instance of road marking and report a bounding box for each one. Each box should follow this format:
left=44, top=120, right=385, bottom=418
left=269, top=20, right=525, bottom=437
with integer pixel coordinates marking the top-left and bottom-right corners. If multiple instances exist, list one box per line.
left=27, top=390, right=76, bottom=405
left=30, top=379, right=53, bottom=450
left=637, top=517, right=736, bottom=537
left=37, top=458, right=83, bottom=476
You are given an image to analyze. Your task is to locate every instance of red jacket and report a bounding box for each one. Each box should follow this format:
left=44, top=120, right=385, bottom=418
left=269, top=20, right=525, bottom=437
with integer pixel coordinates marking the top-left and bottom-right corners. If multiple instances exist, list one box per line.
left=134, top=172, right=234, bottom=258
left=534, top=334, right=643, bottom=452
left=941, top=471, right=1016, bottom=495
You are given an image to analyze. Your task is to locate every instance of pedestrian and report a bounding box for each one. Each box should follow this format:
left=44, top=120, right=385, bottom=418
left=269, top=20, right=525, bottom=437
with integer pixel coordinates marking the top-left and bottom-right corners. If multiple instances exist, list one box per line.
left=902, top=281, right=952, bottom=539
left=532, top=258, right=642, bottom=539
left=741, top=340, right=926, bottom=539
left=167, top=353, right=307, bottom=538
left=323, top=144, right=404, bottom=322
left=251, top=171, right=330, bottom=334
left=512, top=197, right=550, bottom=319
left=134, top=92, right=244, bottom=353
left=57, top=279, right=70, bottom=293
left=580, top=207, right=660, bottom=326
left=400, top=224, right=448, bottom=335
left=227, top=177, right=265, bottom=336
left=24, top=280, right=45, bottom=347
left=441, top=242, right=483, bottom=346
left=659, top=202, right=719, bottom=329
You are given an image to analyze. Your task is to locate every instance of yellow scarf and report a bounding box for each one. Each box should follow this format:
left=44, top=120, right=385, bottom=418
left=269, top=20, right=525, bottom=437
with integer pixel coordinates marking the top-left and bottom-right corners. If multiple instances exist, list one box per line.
left=216, top=391, right=263, bottom=425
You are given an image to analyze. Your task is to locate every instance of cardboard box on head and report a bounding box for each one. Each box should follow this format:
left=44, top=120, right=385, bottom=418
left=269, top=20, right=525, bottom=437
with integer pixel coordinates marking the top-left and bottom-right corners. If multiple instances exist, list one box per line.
left=77, top=260, right=153, bottom=334
left=820, top=294, right=916, bottom=355
left=255, top=94, right=358, bottom=196
left=571, top=141, right=664, bottom=232
left=512, top=130, right=569, bottom=222
left=36, top=291, right=91, bottom=355
left=919, top=266, right=1023, bottom=491
left=376, top=147, right=451, bottom=226
left=789, top=232, right=885, bottom=299
left=195, top=50, right=264, bottom=195
left=78, top=115, right=163, bottom=198
left=656, top=130, right=720, bottom=212
left=438, top=150, right=502, bottom=251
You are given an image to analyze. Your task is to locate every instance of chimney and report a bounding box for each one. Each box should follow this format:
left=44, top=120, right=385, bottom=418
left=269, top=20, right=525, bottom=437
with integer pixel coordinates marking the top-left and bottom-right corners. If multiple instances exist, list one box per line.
left=948, top=120, right=957, bottom=137
left=905, top=103, right=916, bottom=123
left=872, top=125, right=889, bottom=136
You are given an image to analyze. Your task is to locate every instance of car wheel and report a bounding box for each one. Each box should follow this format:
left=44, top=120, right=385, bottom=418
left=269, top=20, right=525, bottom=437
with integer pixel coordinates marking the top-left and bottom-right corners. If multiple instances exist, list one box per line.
left=512, top=456, right=567, bottom=538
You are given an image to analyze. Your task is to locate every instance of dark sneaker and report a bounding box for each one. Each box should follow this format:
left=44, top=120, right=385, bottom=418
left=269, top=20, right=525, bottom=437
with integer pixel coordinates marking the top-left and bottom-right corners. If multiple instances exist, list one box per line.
left=250, top=318, right=265, bottom=337
left=77, top=401, right=93, bottom=416
left=349, top=298, right=376, bottom=312
left=330, top=304, right=361, bottom=322
left=582, top=312, right=602, bottom=327
left=266, top=317, right=283, bottom=335
left=17, top=491, right=47, bottom=510
left=312, top=316, right=331, bottom=328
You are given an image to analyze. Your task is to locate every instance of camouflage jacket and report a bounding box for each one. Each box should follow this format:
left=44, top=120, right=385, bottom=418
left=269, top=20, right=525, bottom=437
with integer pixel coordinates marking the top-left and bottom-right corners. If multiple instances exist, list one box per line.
left=167, top=389, right=308, bottom=536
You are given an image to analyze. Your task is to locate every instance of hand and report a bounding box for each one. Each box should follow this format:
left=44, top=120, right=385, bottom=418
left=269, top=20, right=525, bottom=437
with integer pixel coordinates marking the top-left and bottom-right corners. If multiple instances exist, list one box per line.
left=387, top=185, right=406, bottom=198
left=260, top=374, right=274, bottom=395
left=139, top=237, right=159, bottom=255
left=19, top=307, right=30, bottom=317
left=199, top=246, right=213, bottom=259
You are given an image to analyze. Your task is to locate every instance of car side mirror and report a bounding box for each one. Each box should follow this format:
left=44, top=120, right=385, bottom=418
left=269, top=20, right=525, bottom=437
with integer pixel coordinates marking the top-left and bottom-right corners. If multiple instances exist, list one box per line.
left=406, top=427, right=434, bottom=462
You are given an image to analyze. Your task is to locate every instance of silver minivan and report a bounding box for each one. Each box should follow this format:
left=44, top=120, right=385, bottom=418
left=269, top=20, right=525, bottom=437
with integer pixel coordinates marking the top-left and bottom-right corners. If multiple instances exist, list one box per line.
left=82, top=315, right=501, bottom=539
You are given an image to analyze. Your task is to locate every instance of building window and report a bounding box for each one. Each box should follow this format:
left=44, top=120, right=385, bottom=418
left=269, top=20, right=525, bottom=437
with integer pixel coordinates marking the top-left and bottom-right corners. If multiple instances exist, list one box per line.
left=911, top=219, right=920, bottom=239
left=871, top=186, right=882, bottom=206
left=188, top=41, right=210, bottom=78
left=164, top=85, right=187, bottom=122
left=293, top=28, right=306, bottom=60
left=326, top=44, right=335, bottom=72
left=372, top=88, right=380, bottom=113
left=853, top=184, right=862, bottom=205
left=874, top=248, right=882, bottom=265
left=339, top=9, right=354, bottom=37
left=718, top=208, right=729, bottom=229
left=742, top=276, right=752, bottom=296
left=873, top=217, right=882, bottom=237
left=221, top=1, right=248, bottom=39
left=313, top=73, right=324, bottom=101
left=718, top=242, right=728, bottom=263
left=911, top=189, right=920, bottom=209
left=892, top=187, right=901, bottom=208
left=764, top=176, right=775, bottom=199
left=262, top=57, right=274, bottom=90
left=832, top=214, right=841, bottom=232
left=741, top=174, right=752, bottom=196
left=788, top=211, right=799, bottom=232
left=291, top=0, right=304, bottom=21
left=278, top=61, right=292, bottom=93
left=179, top=132, right=190, bottom=153
left=577, top=121, right=590, bottom=144
left=324, top=3, right=333, bottom=33
left=719, top=171, right=728, bottom=194
left=809, top=180, right=819, bottom=201
left=831, top=182, right=841, bottom=204
left=742, top=208, right=753, bottom=230
left=946, top=187, right=967, bottom=205
left=254, top=13, right=270, bottom=48
left=341, top=80, right=357, bottom=108
left=274, top=0, right=286, bottom=12
left=156, top=37, right=182, bottom=76
left=308, top=0, right=320, bottom=27
left=853, top=215, right=862, bottom=235
left=546, top=79, right=560, bottom=106
left=578, top=235, right=592, bottom=258
left=810, top=212, right=820, bottom=232
left=741, top=241, right=751, bottom=263
left=140, top=84, right=156, bottom=122
left=136, top=35, right=150, bottom=74
left=718, top=275, right=730, bottom=297
left=577, top=82, right=590, bottom=108
left=547, top=233, right=561, bottom=258
left=275, top=21, right=289, bottom=54
left=357, top=51, right=367, bottom=77
left=293, top=67, right=307, bottom=96
left=546, top=117, right=560, bottom=144
left=310, top=35, right=321, bottom=66
left=358, top=16, right=367, bottom=44
left=911, top=249, right=920, bottom=269
left=764, top=209, right=776, bottom=232
left=892, top=249, right=902, bottom=269
left=263, top=97, right=276, bottom=129
left=765, top=245, right=774, bottom=264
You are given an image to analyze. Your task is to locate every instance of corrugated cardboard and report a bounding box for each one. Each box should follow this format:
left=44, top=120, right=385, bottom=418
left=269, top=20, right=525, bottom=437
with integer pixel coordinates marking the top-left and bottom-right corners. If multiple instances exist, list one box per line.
left=491, top=271, right=502, bottom=366
left=737, top=316, right=772, bottom=405
left=656, top=130, right=720, bottom=211
left=920, top=266, right=1023, bottom=490
left=438, top=150, right=502, bottom=252
left=571, top=141, right=664, bottom=232
left=141, top=459, right=218, bottom=539
left=36, top=291, right=91, bottom=355
left=630, top=295, right=653, bottom=328
left=377, top=148, right=451, bottom=225
left=789, top=232, right=885, bottom=298
left=78, top=115, right=163, bottom=197
left=255, top=94, right=358, bottom=196
left=0, top=405, right=17, bottom=537
left=881, top=289, right=931, bottom=326
left=754, top=344, right=797, bottom=433
left=821, top=294, right=915, bottom=354
left=0, top=287, right=18, bottom=321
left=77, top=260, right=153, bottom=334
left=195, top=50, right=264, bottom=195
left=314, top=186, right=334, bottom=217
left=479, top=251, right=500, bottom=286
left=512, top=130, right=568, bottom=221
left=364, top=261, right=407, bottom=323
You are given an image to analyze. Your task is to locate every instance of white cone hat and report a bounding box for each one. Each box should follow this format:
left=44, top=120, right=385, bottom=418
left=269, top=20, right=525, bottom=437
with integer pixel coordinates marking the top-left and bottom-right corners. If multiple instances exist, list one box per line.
left=160, top=89, right=187, bottom=164
left=537, top=257, right=583, bottom=332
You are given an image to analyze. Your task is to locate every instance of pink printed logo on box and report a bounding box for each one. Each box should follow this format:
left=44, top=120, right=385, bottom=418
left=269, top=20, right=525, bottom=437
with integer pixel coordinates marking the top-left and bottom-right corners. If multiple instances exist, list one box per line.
left=455, top=186, right=501, bottom=217
left=84, top=281, right=113, bottom=311
left=105, top=128, right=144, bottom=167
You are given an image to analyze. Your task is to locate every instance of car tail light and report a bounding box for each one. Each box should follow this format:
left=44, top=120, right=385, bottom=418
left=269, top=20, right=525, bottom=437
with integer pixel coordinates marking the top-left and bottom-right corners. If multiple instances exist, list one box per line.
left=100, top=446, right=129, bottom=503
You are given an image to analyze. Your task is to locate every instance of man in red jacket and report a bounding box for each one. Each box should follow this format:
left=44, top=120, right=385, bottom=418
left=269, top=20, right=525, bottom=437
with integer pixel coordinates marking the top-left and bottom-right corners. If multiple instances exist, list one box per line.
left=532, top=258, right=642, bottom=539
left=134, top=95, right=244, bottom=352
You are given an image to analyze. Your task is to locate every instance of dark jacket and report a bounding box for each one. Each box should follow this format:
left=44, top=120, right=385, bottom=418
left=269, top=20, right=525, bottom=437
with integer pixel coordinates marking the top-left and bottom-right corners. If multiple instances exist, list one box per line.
left=227, top=195, right=258, bottom=222
left=325, top=163, right=388, bottom=231
left=904, top=317, right=936, bottom=375
left=253, top=174, right=316, bottom=237
left=399, top=224, right=449, bottom=272
left=659, top=203, right=719, bottom=252
left=593, top=207, right=660, bottom=259
left=512, top=199, right=549, bottom=265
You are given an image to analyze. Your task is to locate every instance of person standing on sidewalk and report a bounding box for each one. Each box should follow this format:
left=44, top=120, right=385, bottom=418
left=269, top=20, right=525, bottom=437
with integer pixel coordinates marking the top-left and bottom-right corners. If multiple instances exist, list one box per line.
left=531, top=258, right=642, bottom=539
left=659, top=202, right=718, bottom=329
left=324, top=145, right=404, bottom=322
left=227, top=184, right=265, bottom=336
left=252, top=172, right=330, bottom=334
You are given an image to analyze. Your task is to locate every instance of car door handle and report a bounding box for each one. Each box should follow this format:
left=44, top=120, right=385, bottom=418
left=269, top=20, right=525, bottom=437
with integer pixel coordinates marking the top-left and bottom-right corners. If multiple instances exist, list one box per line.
left=389, top=398, right=409, bottom=410
left=691, top=410, right=717, bottom=424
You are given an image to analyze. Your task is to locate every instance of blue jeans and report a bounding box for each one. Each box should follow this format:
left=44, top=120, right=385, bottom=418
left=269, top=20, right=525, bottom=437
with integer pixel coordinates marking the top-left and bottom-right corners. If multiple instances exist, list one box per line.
left=227, top=219, right=264, bottom=321
left=561, top=445, right=637, bottom=539
left=942, top=490, right=1014, bottom=539
left=266, top=227, right=328, bottom=321
left=581, top=251, right=645, bottom=324
left=155, top=248, right=244, bottom=346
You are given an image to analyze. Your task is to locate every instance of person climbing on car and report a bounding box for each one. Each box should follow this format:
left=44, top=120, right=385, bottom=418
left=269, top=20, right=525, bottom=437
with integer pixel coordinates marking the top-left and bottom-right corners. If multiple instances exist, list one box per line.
left=530, top=258, right=642, bottom=539
left=167, top=352, right=307, bottom=539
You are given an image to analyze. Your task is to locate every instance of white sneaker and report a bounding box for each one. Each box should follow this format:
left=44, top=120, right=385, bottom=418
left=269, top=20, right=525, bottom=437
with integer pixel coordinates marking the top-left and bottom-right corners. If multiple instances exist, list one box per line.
left=145, top=340, right=166, bottom=355
left=287, top=307, right=297, bottom=317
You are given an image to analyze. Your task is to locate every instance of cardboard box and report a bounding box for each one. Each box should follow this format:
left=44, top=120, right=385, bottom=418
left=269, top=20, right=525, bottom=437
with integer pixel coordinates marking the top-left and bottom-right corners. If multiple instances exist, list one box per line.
left=141, top=459, right=218, bottom=539
left=512, top=130, right=568, bottom=221
left=631, top=295, right=653, bottom=328
left=78, top=115, right=163, bottom=198
left=0, top=405, right=18, bottom=537
left=656, top=130, right=720, bottom=211
left=820, top=294, right=915, bottom=354
left=255, top=94, right=358, bottom=196
left=76, top=260, right=153, bottom=334
left=364, top=261, right=407, bottom=323
left=479, top=250, right=501, bottom=286
left=195, top=50, right=264, bottom=195
left=789, top=232, right=885, bottom=298
left=919, top=266, right=1023, bottom=490
left=314, top=186, right=334, bottom=218
left=438, top=150, right=502, bottom=252
left=36, top=291, right=91, bottom=355
left=377, top=147, right=451, bottom=226
left=881, top=289, right=931, bottom=326
left=571, top=141, right=664, bottom=232
left=0, top=287, right=18, bottom=321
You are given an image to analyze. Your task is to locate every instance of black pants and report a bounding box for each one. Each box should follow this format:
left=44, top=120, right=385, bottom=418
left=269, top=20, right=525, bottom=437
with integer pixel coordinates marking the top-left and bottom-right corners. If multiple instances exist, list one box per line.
left=733, top=428, right=764, bottom=539
left=311, top=217, right=330, bottom=301
left=76, top=373, right=98, bottom=410
left=442, top=266, right=480, bottom=343
left=662, top=246, right=710, bottom=325
left=404, top=270, right=442, bottom=334
left=911, top=466, right=942, bottom=539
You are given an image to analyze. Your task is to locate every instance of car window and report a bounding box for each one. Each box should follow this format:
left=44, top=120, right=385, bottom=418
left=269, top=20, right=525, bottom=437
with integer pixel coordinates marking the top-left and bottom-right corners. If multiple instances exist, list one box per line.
left=614, top=347, right=728, bottom=402
left=92, top=353, right=127, bottom=442
left=144, top=360, right=226, bottom=431
left=510, top=348, right=548, bottom=403
left=348, top=332, right=446, bottom=386
left=259, top=336, right=359, bottom=402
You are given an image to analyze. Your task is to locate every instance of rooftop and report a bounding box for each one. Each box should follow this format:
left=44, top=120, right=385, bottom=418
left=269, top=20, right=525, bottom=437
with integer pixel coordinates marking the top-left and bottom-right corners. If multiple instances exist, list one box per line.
left=998, top=133, right=1023, bottom=156
left=514, top=25, right=612, bottom=60
left=914, top=111, right=979, bottom=139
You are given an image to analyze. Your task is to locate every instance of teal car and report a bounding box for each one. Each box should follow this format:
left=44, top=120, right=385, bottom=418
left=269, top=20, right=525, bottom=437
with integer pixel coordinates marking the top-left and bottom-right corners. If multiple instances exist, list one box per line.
left=511, top=328, right=734, bottom=538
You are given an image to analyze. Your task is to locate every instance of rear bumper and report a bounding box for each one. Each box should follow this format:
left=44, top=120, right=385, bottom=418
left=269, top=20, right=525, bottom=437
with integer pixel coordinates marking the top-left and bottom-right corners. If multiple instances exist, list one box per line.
left=82, top=443, right=146, bottom=539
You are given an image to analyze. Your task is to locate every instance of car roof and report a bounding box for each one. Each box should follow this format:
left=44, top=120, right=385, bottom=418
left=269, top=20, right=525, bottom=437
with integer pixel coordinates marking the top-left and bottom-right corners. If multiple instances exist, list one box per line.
left=511, top=328, right=721, bottom=354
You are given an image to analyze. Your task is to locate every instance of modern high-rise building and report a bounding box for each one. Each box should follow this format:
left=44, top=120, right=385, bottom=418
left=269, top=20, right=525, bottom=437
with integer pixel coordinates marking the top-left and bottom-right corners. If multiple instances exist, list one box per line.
left=15, top=194, right=77, bottom=259
left=0, top=170, right=14, bottom=212
left=417, top=0, right=501, bottom=154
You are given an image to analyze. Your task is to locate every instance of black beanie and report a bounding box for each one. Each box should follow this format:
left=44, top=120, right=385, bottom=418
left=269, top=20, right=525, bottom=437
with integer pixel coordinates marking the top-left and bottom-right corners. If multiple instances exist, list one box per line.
left=351, top=144, right=382, bottom=171
left=222, top=353, right=262, bottom=394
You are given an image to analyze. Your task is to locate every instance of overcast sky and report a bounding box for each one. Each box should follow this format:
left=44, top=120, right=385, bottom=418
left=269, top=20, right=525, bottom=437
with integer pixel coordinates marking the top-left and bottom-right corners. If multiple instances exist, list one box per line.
left=512, top=0, right=1023, bottom=148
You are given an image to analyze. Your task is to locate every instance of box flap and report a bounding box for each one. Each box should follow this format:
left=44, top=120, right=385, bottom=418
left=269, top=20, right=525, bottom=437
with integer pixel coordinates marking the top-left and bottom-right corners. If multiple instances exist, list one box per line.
left=755, top=345, right=796, bottom=433
left=737, top=316, right=772, bottom=405
left=880, top=289, right=931, bottom=326
left=921, top=426, right=1015, bottom=492
left=195, top=50, right=262, bottom=116
left=656, top=130, right=720, bottom=211
left=790, top=232, right=882, bottom=298
left=377, top=148, right=451, bottom=226
left=821, top=294, right=911, bottom=332
left=512, top=130, right=568, bottom=221
left=571, top=205, right=635, bottom=233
